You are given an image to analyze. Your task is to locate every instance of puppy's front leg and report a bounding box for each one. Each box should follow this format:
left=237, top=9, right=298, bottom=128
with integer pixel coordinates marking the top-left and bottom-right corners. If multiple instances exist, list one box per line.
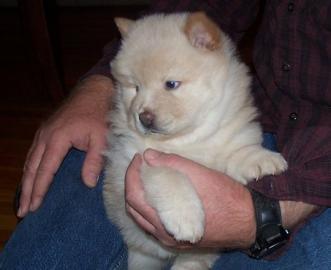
left=140, top=164, right=205, bottom=243
left=226, top=145, right=288, bottom=184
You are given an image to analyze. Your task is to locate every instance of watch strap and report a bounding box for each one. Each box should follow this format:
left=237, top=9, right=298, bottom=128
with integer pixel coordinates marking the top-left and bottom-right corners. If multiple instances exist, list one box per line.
left=250, top=189, right=281, bottom=234
left=248, top=189, right=290, bottom=259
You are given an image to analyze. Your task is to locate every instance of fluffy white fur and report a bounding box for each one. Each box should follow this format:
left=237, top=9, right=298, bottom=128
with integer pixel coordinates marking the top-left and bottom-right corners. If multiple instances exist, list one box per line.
left=103, top=12, right=287, bottom=270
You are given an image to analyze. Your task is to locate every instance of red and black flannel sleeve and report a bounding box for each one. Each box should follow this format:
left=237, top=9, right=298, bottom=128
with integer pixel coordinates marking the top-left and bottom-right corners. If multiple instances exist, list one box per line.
left=248, top=1, right=331, bottom=207
left=249, top=126, right=331, bottom=207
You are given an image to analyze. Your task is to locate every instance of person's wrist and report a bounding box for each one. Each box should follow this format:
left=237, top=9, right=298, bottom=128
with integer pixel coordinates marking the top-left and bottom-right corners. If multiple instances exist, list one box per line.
left=80, top=74, right=113, bottom=86
left=197, top=174, right=256, bottom=249
left=239, top=187, right=256, bottom=248
left=62, top=75, right=113, bottom=116
left=74, top=75, right=113, bottom=100
left=221, top=184, right=256, bottom=249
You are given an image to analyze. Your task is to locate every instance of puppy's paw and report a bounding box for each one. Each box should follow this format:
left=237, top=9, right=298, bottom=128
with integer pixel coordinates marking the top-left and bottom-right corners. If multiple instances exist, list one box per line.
left=141, top=165, right=205, bottom=243
left=240, top=150, right=288, bottom=182
left=159, top=200, right=205, bottom=243
left=141, top=166, right=205, bottom=243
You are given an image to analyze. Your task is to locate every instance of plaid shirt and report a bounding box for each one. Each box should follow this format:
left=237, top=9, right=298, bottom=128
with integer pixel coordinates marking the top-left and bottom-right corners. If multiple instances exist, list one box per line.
left=86, top=0, right=331, bottom=207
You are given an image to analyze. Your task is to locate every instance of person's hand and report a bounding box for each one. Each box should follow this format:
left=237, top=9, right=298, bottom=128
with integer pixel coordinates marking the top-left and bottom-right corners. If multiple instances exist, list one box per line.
left=17, top=75, right=113, bottom=218
left=125, top=149, right=256, bottom=249
left=125, top=149, right=318, bottom=250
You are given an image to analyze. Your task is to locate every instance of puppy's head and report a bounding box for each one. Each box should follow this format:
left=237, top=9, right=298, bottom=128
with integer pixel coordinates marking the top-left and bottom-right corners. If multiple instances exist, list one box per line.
left=111, top=12, right=231, bottom=140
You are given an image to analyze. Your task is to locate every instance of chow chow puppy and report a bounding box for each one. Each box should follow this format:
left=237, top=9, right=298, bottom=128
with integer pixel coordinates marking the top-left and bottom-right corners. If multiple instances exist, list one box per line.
left=103, top=12, right=287, bottom=270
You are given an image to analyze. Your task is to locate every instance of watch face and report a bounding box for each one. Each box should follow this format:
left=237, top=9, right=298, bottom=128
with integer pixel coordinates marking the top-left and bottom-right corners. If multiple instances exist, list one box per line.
left=249, top=225, right=290, bottom=259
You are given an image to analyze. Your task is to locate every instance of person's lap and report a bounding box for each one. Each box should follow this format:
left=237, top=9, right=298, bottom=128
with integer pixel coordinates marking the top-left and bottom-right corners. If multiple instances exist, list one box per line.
left=0, top=149, right=127, bottom=270
left=1, top=138, right=330, bottom=269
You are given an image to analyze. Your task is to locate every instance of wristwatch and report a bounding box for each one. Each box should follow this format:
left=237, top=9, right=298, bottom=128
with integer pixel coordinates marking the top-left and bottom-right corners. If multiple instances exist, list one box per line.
left=248, top=189, right=290, bottom=259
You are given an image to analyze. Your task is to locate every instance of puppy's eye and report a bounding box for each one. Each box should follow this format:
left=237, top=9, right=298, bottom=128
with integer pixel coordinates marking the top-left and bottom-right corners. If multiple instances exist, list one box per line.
left=135, top=85, right=139, bottom=92
left=165, top=80, right=181, bottom=90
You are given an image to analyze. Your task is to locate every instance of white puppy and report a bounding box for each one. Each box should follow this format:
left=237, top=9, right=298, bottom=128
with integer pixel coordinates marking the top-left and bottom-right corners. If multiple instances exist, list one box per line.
left=103, top=12, right=287, bottom=270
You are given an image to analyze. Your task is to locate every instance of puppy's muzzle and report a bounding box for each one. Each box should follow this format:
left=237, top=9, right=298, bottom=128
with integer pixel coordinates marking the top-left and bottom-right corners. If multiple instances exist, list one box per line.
left=139, top=110, right=155, bottom=130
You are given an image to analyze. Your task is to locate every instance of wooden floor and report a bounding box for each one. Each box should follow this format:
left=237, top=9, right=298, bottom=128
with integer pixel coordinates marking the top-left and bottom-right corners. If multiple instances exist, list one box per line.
left=0, top=5, right=145, bottom=250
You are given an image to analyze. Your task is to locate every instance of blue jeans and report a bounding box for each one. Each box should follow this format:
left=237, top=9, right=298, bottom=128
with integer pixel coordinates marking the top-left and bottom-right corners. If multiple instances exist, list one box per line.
left=1, top=134, right=330, bottom=269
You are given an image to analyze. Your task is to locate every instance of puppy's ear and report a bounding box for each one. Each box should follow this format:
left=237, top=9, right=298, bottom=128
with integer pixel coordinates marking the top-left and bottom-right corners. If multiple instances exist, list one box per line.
left=184, top=12, right=221, bottom=51
left=114, top=17, right=134, bottom=37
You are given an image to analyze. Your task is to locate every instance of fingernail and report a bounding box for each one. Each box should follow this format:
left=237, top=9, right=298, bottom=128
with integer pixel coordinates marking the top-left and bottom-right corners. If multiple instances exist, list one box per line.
left=132, top=153, right=140, bottom=160
left=144, top=149, right=162, bottom=160
left=132, top=153, right=143, bottom=164
left=17, top=207, right=23, bottom=217
left=30, top=200, right=39, bottom=212
left=86, top=173, right=99, bottom=187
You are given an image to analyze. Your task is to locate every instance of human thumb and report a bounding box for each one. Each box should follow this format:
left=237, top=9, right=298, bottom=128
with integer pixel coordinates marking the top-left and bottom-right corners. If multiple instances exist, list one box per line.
left=143, top=148, right=181, bottom=168
left=143, top=149, right=210, bottom=178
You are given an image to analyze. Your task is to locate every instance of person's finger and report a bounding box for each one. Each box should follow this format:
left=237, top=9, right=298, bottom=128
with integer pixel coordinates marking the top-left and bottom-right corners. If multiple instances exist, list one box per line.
left=18, top=141, right=45, bottom=217
left=125, top=154, right=157, bottom=232
left=143, top=149, right=180, bottom=167
left=127, top=203, right=178, bottom=247
left=125, top=153, right=143, bottom=198
left=29, top=141, right=70, bottom=211
left=81, top=136, right=106, bottom=187
left=125, top=154, right=178, bottom=243
left=125, top=154, right=163, bottom=227
left=126, top=154, right=196, bottom=248
left=143, top=148, right=208, bottom=177
left=126, top=203, right=156, bottom=233
left=125, top=154, right=148, bottom=210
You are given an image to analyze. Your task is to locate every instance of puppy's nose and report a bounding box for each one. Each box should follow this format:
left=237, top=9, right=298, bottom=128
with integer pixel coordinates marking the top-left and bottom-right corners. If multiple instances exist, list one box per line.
left=139, top=110, right=155, bottom=129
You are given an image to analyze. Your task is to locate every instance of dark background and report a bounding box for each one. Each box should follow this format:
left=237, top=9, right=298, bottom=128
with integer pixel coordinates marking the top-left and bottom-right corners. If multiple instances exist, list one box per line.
left=0, top=0, right=148, bottom=250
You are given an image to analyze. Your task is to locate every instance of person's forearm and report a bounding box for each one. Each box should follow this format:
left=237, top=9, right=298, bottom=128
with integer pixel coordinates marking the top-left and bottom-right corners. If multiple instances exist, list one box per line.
left=64, top=74, right=114, bottom=116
